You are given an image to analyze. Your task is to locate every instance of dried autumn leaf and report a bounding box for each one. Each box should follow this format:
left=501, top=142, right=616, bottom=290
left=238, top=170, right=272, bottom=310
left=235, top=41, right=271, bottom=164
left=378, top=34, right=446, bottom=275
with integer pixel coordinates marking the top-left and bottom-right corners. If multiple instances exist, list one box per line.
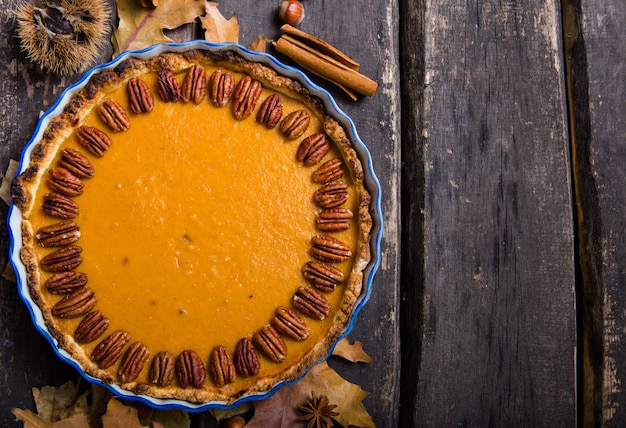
left=33, top=382, right=89, bottom=422
left=248, top=35, right=269, bottom=53
left=332, top=337, right=374, bottom=363
left=87, top=384, right=114, bottom=424
left=243, top=385, right=300, bottom=427
left=245, top=362, right=374, bottom=428
left=112, top=0, right=205, bottom=56
left=201, top=2, right=239, bottom=43
left=0, top=158, right=18, bottom=205
left=209, top=402, right=252, bottom=423
left=11, top=408, right=89, bottom=427
left=102, top=399, right=149, bottom=428
left=145, top=408, right=191, bottom=428
left=3, top=262, right=16, bottom=282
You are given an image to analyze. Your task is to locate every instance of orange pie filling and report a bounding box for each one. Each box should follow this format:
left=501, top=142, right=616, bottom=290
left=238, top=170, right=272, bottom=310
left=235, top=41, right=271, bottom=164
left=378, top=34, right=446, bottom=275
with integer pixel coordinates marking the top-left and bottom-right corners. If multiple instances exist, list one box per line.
left=13, top=50, right=370, bottom=404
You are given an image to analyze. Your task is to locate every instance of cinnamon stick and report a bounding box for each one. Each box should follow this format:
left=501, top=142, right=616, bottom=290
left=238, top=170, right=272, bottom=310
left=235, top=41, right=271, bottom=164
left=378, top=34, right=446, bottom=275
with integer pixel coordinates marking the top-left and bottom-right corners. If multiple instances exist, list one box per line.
left=274, top=28, right=377, bottom=98
left=279, top=24, right=360, bottom=71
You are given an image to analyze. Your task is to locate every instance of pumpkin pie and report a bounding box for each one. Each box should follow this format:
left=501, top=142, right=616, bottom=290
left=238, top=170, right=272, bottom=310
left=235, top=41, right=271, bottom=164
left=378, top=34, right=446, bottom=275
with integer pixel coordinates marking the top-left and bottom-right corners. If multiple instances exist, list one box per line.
left=11, top=46, right=372, bottom=405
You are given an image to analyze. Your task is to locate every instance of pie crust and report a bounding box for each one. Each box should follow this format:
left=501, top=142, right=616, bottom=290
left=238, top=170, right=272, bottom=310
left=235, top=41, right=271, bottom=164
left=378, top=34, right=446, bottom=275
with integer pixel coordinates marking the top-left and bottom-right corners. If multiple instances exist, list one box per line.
left=11, top=46, right=372, bottom=405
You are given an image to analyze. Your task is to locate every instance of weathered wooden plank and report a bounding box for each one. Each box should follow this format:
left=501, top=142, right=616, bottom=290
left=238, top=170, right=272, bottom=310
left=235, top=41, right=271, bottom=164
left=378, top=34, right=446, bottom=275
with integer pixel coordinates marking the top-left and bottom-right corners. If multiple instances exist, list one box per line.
left=0, top=1, right=400, bottom=426
left=400, top=0, right=576, bottom=425
left=564, top=0, right=626, bottom=425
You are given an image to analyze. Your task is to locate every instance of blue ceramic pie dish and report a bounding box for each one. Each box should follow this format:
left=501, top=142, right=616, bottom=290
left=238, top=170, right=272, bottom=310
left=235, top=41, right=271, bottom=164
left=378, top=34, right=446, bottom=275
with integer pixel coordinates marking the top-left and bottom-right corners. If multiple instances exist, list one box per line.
left=8, top=41, right=383, bottom=411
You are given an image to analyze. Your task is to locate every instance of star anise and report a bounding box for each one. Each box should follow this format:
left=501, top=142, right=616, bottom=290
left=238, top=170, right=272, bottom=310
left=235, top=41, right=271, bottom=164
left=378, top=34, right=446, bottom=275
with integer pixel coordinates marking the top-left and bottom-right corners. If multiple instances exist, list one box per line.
left=296, top=393, right=339, bottom=428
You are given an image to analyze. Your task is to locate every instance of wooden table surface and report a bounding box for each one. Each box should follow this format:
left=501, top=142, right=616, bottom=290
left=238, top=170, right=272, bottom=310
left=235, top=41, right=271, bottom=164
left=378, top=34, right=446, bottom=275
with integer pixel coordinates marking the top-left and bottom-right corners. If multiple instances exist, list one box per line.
left=0, top=0, right=624, bottom=426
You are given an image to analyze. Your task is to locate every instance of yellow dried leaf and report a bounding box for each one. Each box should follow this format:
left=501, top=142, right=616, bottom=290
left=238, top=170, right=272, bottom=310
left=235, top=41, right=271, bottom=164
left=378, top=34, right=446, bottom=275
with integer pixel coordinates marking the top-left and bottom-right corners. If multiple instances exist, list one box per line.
left=305, top=363, right=375, bottom=428
left=112, top=0, right=205, bottom=56
left=332, top=337, right=374, bottom=363
left=201, top=2, right=239, bottom=43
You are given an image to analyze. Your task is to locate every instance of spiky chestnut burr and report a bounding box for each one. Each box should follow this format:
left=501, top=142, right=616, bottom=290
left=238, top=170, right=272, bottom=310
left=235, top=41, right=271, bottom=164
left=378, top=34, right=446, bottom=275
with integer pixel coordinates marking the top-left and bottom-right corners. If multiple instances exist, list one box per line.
left=13, top=0, right=111, bottom=75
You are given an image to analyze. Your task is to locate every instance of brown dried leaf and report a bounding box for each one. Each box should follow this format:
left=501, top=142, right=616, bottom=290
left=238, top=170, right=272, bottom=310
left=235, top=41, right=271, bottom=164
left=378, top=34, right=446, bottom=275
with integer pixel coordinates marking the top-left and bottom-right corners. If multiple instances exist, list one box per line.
left=332, top=337, right=374, bottom=363
left=87, top=384, right=114, bottom=424
left=245, top=362, right=374, bottom=428
left=3, top=262, right=16, bottom=282
left=112, top=0, right=205, bottom=56
left=11, top=408, right=89, bottom=427
left=146, top=408, right=191, bottom=428
left=201, top=2, right=239, bottom=43
left=102, top=399, right=148, bottom=428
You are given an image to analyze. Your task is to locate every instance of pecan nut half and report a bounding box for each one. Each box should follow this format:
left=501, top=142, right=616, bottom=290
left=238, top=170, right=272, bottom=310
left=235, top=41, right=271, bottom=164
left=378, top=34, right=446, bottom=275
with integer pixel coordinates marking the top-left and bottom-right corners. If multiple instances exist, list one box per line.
left=311, top=235, right=352, bottom=263
left=41, top=193, right=80, bottom=219
left=47, top=167, right=84, bottom=197
left=74, top=310, right=109, bottom=344
left=35, top=221, right=80, bottom=247
left=97, top=98, right=130, bottom=132
left=76, top=126, right=112, bottom=157
left=209, top=345, right=236, bottom=387
left=119, top=342, right=150, bottom=383
left=256, top=94, right=283, bottom=128
left=92, top=330, right=131, bottom=369
left=181, top=65, right=206, bottom=104
left=302, top=261, right=345, bottom=292
left=253, top=325, right=287, bottom=363
left=234, top=338, right=260, bottom=377
left=208, top=70, right=234, bottom=107
left=293, top=286, right=331, bottom=320
left=148, top=351, right=174, bottom=386
left=157, top=69, right=182, bottom=102
left=232, top=75, right=262, bottom=120
left=312, top=159, right=344, bottom=183
left=279, top=110, right=310, bottom=140
left=296, top=133, right=330, bottom=166
left=127, top=78, right=154, bottom=113
left=314, top=182, right=349, bottom=209
left=315, top=208, right=353, bottom=232
left=272, top=306, right=310, bottom=341
left=40, top=245, right=83, bottom=272
left=176, top=350, right=206, bottom=388
left=58, top=148, right=94, bottom=178
left=42, top=193, right=79, bottom=219
left=150, top=351, right=175, bottom=387
left=51, top=287, right=96, bottom=318
left=45, top=271, right=88, bottom=294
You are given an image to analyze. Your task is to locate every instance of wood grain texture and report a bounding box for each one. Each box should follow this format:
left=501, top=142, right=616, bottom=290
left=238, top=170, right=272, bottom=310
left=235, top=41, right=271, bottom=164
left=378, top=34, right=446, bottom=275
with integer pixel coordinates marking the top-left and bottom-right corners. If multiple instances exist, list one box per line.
left=0, top=0, right=400, bottom=426
left=565, top=0, right=626, bottom=425
left=400, top=0, right=576, bottom=425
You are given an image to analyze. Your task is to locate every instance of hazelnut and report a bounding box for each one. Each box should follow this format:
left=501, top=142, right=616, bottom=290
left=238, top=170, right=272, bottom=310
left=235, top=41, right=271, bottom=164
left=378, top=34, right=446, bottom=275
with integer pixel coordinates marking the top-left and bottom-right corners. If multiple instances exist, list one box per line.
left=278, top=0, right=305, bottom=26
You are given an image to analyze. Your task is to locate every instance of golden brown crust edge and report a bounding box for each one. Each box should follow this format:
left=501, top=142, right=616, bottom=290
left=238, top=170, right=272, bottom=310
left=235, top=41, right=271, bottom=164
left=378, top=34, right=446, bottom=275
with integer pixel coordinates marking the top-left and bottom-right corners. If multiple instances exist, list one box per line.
left=11, top=46, right=373, bottom=405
